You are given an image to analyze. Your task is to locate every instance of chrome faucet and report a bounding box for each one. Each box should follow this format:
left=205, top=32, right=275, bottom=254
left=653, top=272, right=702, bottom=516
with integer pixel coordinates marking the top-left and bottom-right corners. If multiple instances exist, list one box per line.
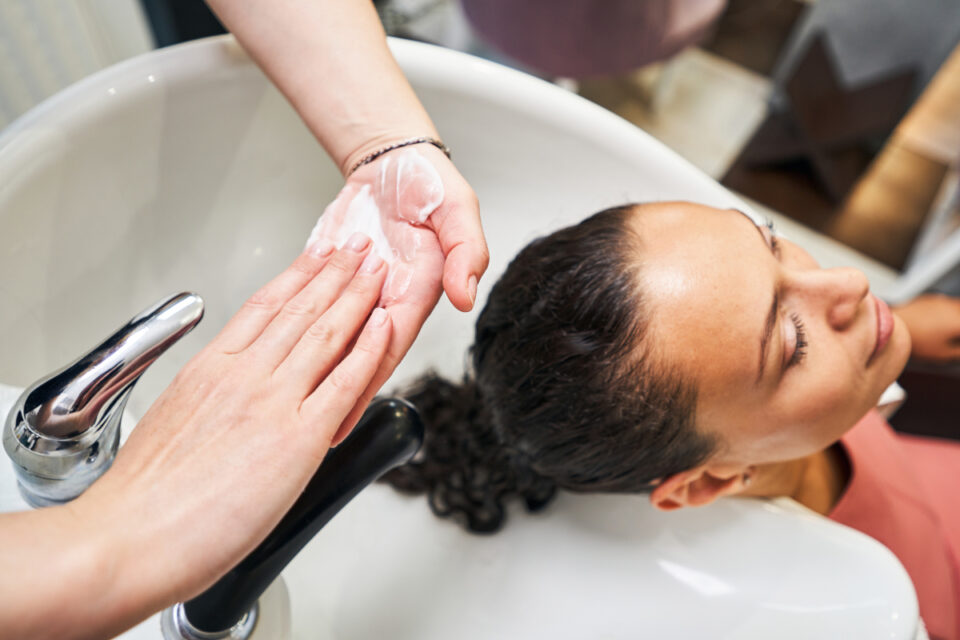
left=3, top=293, right=203, bottom=508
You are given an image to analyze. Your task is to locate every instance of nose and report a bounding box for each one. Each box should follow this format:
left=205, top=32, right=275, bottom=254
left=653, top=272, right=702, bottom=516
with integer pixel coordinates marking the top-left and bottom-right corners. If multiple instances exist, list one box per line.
left=822, top=267, right=870, bottom=329
left=796, top=266, right=870, bottom=330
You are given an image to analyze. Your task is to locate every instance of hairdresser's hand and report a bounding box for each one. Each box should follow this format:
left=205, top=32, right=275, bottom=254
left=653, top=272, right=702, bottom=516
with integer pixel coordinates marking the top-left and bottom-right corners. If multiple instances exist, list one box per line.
left=323, top=145, right=487, bottom=309
left=895, top=293, right=960, bottom=362
left=312, top=145, right=488, bottom=442
left=419, top=145, right=488, bottom=312
left=69, top=239, right=391, bottom=631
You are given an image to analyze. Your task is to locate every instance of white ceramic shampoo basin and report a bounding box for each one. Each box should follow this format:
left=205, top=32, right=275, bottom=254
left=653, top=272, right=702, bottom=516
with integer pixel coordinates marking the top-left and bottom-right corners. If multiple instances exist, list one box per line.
left=0, top=37, right=921, bottom=639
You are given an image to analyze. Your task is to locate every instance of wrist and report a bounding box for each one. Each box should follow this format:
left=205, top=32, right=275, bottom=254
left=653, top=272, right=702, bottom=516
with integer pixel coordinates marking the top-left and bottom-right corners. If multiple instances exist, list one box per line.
left=339, top=127, right=442, bottom=177
left=68, top=483, right=180, bottom=622
left=347, top=136, right=450, bottom=176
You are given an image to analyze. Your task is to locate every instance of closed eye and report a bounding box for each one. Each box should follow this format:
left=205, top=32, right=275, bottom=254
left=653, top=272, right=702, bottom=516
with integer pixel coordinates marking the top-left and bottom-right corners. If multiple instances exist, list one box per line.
left=787, top=313, right=807, bottom=368
left=765, top=222, right=807, bottom=369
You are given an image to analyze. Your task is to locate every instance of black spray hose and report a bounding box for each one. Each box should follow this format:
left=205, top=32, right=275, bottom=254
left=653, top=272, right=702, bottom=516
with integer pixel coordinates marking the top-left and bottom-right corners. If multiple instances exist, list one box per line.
left=181, top=397, right=424, bottom=634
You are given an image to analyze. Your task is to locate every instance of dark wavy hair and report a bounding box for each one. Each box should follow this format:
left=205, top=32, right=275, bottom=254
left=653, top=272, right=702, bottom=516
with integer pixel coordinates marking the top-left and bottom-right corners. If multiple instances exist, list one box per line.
left=383, top=205, right=717, bottom=533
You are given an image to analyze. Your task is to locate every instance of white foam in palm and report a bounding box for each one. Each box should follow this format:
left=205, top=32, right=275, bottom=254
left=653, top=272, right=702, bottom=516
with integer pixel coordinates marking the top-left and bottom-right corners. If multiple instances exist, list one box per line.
left=307, top=148, right=445, bottom=303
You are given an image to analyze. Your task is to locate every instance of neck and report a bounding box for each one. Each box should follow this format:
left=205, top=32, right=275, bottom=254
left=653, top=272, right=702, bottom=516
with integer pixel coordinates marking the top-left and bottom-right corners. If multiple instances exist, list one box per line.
left=746, top=445, right=850, bottom=516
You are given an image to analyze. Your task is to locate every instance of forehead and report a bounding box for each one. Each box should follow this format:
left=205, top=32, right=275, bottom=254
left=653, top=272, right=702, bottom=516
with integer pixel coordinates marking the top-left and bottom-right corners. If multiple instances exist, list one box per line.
left=628, top=203, right=771, bottom=398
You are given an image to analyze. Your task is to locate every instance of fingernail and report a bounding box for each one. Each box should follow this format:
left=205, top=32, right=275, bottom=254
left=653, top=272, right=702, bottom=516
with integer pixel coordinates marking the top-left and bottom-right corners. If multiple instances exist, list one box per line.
left=309, top=238, right=335, bottom=257
left=467, top=275, right=478, bottom=306
left=346, top=232, right=370, bottom=252
left=369, top=307, right=388, bottom=327
left=360, top=252, right=384, bottom=273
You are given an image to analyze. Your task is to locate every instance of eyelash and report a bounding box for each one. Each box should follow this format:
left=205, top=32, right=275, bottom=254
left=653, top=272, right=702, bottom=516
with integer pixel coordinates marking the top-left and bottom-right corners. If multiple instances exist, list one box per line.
left=788, top=312, right=807, bottom=368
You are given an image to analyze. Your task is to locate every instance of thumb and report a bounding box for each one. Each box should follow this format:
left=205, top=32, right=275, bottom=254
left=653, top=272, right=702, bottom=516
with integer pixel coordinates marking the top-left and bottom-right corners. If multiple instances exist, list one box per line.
left=433, top=198, right=489, bottom=312
left=442, top=240, right=487, bottom=311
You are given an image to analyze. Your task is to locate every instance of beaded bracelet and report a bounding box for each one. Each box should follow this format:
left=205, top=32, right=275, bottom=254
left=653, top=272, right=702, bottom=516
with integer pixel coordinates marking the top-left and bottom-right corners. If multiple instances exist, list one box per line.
left=347, top=136, right=451, bottom=176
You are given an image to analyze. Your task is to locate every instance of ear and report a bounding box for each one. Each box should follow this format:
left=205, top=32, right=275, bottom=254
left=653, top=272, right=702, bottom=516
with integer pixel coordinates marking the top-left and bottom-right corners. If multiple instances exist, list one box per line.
left=650, top=465, right=750, bottom=511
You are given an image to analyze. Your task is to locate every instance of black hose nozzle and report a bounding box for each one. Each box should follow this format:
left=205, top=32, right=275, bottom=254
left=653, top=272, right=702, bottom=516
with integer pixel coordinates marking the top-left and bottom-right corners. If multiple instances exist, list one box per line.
left=182, top=397, right=423, bottom=634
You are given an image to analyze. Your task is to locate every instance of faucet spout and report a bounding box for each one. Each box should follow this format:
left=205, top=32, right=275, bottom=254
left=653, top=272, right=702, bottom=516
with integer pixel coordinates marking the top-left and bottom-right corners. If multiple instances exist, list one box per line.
left=3, top=293, right=204, bottom=507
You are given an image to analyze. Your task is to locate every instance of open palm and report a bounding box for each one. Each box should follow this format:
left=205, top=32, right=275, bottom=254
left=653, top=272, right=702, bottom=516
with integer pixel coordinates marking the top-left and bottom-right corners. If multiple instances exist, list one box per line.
left=308, top=147, right=486, bottom=440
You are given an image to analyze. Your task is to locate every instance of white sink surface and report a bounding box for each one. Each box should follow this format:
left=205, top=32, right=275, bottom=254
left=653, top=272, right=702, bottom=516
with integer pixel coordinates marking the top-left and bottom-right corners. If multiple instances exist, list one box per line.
left=0, top=37, right=920, bottom=638
left=0, top=384, right=31, bottom=514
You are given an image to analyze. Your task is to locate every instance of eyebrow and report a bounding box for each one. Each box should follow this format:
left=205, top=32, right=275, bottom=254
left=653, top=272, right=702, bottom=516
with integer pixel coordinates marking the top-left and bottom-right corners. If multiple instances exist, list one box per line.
left=749, top=218, right=778, bottom=385
left=756, top=292, right=778, bottom=384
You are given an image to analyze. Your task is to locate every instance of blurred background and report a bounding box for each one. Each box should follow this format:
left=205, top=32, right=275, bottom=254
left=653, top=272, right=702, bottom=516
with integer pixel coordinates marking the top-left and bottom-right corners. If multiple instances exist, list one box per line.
left=2, top=0, right=959, bottom=435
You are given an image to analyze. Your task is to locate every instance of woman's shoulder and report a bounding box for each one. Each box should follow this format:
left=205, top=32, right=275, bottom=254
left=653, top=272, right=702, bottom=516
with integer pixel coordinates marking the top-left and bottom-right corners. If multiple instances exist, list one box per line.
left=837, top=409, right=938, bottom=512
left=833, top=410, right=960, bottom=640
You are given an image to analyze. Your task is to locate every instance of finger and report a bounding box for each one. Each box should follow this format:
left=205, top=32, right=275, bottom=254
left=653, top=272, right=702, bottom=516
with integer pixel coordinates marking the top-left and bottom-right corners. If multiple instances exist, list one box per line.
left=330, top=297, right=434, bottom=445
left=211, top=240, right=336, bottom=354
left=275, top=254, right=387, bottom=397
left=248, top=233, right=373, bottom=365
left=432, top=198, right=488, bottom=312
left=332, top=375, right=383, bottom=445
left=299, top=309, right=393, bottom=442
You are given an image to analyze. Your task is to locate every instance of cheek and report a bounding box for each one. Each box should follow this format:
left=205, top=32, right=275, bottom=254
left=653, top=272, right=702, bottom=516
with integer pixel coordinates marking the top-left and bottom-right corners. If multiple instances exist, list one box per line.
left=731, top=330, right=895, bottom=464
left=780, top=359, right=875, bottom=450
left=745, top=356, right=871, bottom=463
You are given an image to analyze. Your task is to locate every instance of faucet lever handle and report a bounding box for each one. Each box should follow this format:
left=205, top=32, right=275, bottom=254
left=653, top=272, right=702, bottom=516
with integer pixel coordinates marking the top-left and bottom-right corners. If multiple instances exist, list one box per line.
left=23, top=292, right=205, bottom=439
left=3, top=292, right=204, bottom=507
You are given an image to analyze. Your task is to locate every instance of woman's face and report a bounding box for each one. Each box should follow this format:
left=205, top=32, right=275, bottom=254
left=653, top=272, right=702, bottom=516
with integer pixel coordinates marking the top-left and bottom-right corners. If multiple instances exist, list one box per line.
left=631, top=202, right=911, bottom=466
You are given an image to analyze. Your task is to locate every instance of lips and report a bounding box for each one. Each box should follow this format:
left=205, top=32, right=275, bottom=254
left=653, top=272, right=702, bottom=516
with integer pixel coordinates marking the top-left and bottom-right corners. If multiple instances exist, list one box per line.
left=870, top=295, right=894, bottom=363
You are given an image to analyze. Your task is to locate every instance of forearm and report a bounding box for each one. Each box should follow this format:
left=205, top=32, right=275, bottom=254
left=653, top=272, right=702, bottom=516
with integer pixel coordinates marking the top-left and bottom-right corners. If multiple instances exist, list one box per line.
left=206, top=0, right=439, bottom=174
left=0, top=505, right=146, bottom=640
